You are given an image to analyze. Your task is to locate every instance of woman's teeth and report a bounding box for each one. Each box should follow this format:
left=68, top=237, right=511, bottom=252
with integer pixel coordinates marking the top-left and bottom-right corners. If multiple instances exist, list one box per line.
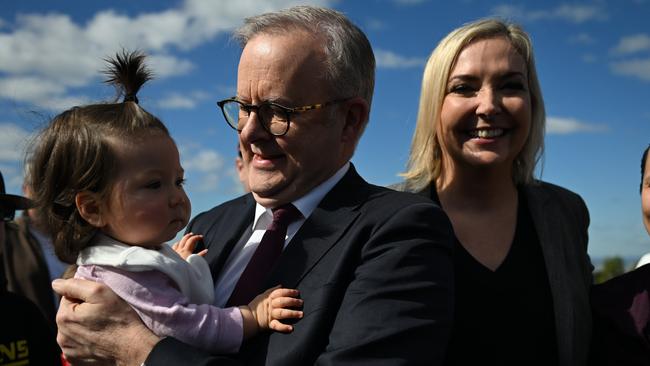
left=469, top=129, right=504, bottom=138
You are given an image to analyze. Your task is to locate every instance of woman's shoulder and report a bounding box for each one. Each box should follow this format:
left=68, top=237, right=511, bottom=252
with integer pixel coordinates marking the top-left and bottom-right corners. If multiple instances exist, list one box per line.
left=388, top=180, right=431, bottom=195
left=524, top=180, right=587, bottom=206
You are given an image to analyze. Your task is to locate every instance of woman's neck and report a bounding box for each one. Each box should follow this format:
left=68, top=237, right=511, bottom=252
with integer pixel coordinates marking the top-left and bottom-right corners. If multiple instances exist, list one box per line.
left=436, top=164, right=517, bottom=212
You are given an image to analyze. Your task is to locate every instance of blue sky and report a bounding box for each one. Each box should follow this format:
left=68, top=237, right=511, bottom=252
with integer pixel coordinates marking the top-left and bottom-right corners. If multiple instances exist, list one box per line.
left=1, top=0, right=649, bottom=261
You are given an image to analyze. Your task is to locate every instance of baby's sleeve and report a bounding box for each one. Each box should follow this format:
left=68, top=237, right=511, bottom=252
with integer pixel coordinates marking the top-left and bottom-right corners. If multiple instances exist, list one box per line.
left=75, top=265, right=244, bottom=354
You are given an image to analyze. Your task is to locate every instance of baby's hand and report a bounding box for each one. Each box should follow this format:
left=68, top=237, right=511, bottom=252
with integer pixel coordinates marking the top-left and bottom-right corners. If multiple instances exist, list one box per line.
left=172, top=233, right=206, bottom=260
left=249, top=287, right=303, bottom=333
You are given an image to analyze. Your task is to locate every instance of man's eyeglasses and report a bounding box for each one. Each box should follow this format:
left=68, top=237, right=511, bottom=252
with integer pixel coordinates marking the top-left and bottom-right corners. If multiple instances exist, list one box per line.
left=217, top=98, right=349, bottom=136
left=0, top=205, right=15, bottom=222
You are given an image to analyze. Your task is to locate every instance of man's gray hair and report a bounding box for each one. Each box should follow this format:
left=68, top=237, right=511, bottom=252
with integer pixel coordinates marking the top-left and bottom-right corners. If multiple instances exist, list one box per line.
left=234, top=5, right=375, bottom=106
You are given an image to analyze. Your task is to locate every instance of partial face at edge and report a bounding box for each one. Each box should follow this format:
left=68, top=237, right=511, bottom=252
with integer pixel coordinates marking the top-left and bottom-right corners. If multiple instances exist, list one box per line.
left=642, top=150, right=650, bottom=235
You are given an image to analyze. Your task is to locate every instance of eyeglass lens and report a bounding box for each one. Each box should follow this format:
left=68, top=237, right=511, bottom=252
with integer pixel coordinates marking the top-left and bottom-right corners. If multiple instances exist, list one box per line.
left=222, top=101, right=289, bottom=135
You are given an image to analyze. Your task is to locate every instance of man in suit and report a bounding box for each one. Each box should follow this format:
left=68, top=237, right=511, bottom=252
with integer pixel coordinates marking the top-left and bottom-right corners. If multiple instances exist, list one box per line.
left=53, top=6, right=454, bottom=365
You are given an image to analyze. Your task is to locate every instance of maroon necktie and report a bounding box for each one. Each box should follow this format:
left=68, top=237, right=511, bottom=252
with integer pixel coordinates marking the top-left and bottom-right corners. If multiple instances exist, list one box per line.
left=226, top=204, right=302, bottom=306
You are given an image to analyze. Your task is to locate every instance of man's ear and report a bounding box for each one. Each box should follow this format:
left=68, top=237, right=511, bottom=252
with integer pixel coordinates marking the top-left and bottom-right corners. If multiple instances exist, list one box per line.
left=341, top=97, right=369, bottom=145
left=75, top=191, right=106, bottom=228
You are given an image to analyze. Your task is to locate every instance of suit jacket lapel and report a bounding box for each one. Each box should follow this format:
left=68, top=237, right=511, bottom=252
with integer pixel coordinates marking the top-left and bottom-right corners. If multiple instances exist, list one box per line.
left=203, top=194, right=256, bottom=282
left=267, top=165, right=366, bottom=288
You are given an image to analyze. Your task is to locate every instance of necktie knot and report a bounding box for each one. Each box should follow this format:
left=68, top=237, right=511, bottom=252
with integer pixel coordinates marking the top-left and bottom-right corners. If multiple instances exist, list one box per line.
left=270, top=203, right=302, bottom=230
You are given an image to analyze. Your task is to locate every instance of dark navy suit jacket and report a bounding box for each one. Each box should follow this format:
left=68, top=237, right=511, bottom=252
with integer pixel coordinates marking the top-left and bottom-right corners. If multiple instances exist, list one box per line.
left=146, top=165, right=455, bottom=365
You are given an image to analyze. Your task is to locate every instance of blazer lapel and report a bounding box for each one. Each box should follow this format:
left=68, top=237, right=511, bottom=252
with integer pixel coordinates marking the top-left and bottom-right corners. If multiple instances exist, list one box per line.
left=525, top=184, right=573, bottom=365
left=267, top=165, right=366, bottom=288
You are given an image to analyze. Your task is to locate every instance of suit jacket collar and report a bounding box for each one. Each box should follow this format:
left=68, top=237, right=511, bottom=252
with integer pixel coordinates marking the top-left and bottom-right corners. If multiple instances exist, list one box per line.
left=266, top=164, right=367, bottom=288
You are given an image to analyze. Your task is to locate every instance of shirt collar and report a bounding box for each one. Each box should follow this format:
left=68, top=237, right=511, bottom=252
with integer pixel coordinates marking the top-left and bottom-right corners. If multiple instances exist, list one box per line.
left=253, top=162, right=350, bottom=229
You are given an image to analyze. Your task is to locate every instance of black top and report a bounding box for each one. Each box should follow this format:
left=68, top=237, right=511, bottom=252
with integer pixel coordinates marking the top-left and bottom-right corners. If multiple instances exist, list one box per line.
left=433, top=189, right=559, bottom=366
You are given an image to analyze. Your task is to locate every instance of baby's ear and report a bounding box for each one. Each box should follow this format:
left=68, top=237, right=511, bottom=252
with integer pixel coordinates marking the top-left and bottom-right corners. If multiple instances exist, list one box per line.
left=75, top=191, right=106, bottom=228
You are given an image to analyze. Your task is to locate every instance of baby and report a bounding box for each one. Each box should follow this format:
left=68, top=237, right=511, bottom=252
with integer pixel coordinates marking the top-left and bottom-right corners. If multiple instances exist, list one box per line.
left=28, top=51, right=302, bottom=354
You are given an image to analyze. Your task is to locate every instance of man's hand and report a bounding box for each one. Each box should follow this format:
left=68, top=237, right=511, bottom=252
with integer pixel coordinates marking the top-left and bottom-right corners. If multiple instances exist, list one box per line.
left=53, top=278, right=160, bottom=366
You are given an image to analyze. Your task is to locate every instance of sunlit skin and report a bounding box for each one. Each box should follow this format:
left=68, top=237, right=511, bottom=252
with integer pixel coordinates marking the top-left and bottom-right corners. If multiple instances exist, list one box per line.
left=642, top=149, right=650, bottom=235
left=236, top=31, right=359, bottom=208
left=435, top=37, right=532, bottom=271
left=438, top=37, right=532, bottom=182
left=98, top=133, right=191, bottom=248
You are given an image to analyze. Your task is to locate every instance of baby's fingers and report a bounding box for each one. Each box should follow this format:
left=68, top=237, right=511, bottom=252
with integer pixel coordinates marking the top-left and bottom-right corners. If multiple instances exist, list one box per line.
left=271, top=307, right=303, bottom=320
left=269, top=288, right=300, bottom=299
left=269, top=319, right=294, bottom=333
left=271, top=296, right=303, bottom=310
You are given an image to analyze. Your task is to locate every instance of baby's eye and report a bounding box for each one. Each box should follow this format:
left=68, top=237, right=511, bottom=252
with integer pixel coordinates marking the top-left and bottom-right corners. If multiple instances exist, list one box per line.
left=145, top=181, right=161, bottom=189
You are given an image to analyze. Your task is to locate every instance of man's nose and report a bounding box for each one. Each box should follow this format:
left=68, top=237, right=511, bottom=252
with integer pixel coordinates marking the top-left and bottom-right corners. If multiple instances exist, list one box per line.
left=239, top=111, right=271, bottom=143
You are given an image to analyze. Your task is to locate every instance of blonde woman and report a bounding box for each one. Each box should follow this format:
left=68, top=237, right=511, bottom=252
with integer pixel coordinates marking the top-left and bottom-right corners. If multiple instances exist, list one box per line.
left=396, top=19, right=592, bottom=365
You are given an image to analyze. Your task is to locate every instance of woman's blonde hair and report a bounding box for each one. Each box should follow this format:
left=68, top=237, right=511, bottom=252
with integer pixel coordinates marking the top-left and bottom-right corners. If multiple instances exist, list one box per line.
left=402, top=18, right=545, bottom=191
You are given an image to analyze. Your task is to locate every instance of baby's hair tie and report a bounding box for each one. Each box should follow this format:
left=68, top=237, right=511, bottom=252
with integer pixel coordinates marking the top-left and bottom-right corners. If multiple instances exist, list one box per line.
left=123, top=94, right=139, bottom=104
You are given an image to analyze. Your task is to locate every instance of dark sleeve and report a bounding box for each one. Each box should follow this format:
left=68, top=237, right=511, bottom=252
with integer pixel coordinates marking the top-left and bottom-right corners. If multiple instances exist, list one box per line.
left=0, top=292, right=62, bottom=366
left=315, top=202, right=454, bottom=365
left=146, top=337, right=242, bottom=366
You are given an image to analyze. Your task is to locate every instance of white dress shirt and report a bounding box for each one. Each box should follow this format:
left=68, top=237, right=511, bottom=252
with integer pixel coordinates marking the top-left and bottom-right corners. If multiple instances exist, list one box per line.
left=213, top=162, right=350, bottom=307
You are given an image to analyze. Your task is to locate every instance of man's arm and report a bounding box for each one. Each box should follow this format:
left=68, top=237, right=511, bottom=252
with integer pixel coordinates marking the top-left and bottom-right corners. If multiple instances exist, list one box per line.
left=54, top=278, right=246, bottom=366
left=53, top=278, right=159, bottom=365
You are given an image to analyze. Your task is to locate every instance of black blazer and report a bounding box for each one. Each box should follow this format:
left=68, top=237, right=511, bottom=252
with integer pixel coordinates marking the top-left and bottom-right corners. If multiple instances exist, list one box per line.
left=395, top=180, right=593, bottom=366
left=146, top=165, right=455, bottom=365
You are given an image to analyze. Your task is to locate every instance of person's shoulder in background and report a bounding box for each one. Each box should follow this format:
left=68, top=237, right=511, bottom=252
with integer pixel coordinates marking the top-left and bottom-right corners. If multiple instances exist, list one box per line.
left=0, top=290, right=62, bottom=365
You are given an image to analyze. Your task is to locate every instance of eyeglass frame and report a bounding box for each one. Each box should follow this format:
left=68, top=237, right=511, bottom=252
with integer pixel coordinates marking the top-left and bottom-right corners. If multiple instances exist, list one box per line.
left=217, top=97, right=351, bottom=136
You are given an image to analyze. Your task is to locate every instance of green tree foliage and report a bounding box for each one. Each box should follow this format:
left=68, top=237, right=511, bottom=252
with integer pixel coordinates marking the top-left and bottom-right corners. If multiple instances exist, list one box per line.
left=593, top=256, right=626, bottom=284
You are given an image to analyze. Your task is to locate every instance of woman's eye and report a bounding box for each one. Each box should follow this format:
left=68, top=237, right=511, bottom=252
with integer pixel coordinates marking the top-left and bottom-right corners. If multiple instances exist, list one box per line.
left=176, top=178, right=186, bottom=187
left=502, top=81, right=525, bottom=91
left=448, top=84, right=474, bottom=95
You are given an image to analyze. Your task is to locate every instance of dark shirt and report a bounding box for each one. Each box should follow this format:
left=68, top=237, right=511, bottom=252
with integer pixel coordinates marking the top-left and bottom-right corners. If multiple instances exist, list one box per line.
left=590, top=263, right=650, bottom=366
left=0, top=290, right=61, bottom=366
left=433, top=189, right=559, bottom=366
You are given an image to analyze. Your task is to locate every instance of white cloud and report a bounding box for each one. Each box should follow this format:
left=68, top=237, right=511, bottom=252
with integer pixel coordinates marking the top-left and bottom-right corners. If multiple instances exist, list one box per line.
left=392, top=0, right=427, bottom=5
left=375, top=49, right=425, bottom=69
left=546, top=116, right=608, bottom=135
left=568, top=33, right=596, bottom=45
left=0, top=0, right=332, bottom=110
left=157, top=90, right=211, bottom=110
left=611, top=34, right=650, bottom=55
left=582, top=54, right=597, bottom=63
left=491, top=4, right=606, bottom=23
left=610, top=58, right=650, bottom=81
left=0, top=123, right=33, bottom=162
left=178, top=143, right=230, bottom=193
left=365, top=18, right=385, bottom=31
left=159, top=95, right=197, bottom=109
left=183, top=149, right=224, bottom=173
